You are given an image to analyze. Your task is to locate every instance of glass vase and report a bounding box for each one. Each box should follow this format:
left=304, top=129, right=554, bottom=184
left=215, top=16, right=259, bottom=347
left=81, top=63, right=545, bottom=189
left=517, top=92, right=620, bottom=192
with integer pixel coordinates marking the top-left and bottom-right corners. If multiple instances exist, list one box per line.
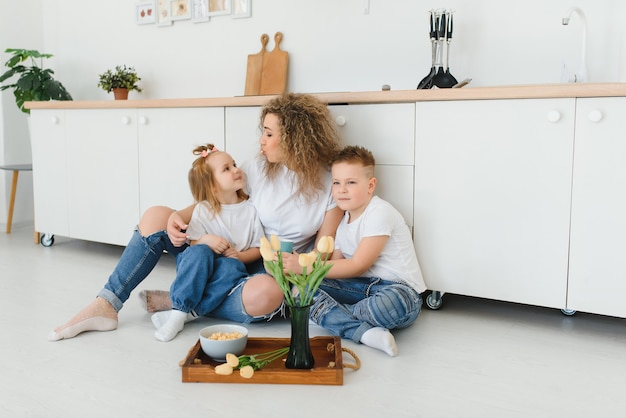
left=285, top=304, right=315, bottom=369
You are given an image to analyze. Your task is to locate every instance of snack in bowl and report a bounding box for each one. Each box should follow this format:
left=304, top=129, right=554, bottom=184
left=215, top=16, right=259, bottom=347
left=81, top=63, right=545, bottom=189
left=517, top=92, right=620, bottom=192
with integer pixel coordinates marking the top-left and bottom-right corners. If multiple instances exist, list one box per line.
left=199, top=324, right=248, bottom=361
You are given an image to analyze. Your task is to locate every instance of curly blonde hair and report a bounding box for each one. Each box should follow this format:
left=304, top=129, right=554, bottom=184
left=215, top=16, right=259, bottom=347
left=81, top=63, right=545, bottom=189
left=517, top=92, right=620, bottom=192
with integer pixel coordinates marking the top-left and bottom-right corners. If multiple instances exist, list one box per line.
left=259, top=93, right=341, bottom=200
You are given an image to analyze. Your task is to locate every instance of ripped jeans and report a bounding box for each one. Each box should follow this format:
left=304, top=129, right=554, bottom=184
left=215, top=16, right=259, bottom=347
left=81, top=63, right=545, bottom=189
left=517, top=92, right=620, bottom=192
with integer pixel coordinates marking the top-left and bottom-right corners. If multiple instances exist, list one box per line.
left=310, top=277, right=423, bottom=343
left=97, top=228, right=276, bottom=323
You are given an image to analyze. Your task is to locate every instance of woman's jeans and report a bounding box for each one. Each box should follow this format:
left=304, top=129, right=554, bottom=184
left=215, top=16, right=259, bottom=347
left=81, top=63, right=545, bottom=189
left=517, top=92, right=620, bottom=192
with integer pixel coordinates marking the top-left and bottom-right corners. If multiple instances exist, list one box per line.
left=97, top=229, right=274, bottom=323
left=310, top=277, right=423, bottom=343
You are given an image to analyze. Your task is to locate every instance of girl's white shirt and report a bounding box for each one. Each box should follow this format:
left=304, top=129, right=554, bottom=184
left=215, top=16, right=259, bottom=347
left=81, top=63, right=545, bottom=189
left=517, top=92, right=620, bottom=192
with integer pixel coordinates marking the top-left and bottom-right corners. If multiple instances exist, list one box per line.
left=335, top=195, right=427, bottom=293
left=186, top=199, right=265, bottom=252
left=241, top=157, right=336, bottom=253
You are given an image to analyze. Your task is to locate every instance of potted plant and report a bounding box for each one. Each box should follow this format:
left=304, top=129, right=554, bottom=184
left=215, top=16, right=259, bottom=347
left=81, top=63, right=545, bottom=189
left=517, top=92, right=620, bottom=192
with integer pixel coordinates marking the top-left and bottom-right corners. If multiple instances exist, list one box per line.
left=0, top=48, right=73, bottom=114
left=97, top=65, right=142, bottom=100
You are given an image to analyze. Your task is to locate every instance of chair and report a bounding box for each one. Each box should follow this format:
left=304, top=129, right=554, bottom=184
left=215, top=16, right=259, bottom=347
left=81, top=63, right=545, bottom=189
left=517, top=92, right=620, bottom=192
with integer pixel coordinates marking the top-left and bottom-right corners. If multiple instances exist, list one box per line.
left=0, top=163, right=39, bottom=243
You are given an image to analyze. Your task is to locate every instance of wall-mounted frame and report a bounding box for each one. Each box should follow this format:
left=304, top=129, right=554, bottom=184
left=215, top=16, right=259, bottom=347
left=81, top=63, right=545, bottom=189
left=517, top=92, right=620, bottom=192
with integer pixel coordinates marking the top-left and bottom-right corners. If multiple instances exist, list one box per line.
left=136, top=1, right=156, bottom=25
left=191, top=0, right=210, bottom=23
left=208, top=0, right=231, bottom=17
left=232, top=0, right=251, bottom=19
left=171, top=0, right=191, bottom=21
left=156, top=0, right=173, bottom=26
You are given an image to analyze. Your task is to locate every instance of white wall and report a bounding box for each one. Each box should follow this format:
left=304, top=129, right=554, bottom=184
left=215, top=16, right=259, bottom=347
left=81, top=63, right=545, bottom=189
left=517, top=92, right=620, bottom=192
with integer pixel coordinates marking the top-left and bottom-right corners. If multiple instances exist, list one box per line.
left=1, top=0, right=625, bottom=225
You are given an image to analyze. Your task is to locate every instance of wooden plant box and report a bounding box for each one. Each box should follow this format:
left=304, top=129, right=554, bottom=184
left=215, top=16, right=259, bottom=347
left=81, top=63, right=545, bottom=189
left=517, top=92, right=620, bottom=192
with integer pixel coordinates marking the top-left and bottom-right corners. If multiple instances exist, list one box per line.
left=181, top=336, right=344, bottom=385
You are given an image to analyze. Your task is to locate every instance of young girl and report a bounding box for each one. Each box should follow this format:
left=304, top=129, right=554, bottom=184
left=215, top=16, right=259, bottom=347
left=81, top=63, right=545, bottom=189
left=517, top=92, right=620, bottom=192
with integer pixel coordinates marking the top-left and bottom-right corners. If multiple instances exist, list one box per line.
left=152, top=143, right=266, bottom=342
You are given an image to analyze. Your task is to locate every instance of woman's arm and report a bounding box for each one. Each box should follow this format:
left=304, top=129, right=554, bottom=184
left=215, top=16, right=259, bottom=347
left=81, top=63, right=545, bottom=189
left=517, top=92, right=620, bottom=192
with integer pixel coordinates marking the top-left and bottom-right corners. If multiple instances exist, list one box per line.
left=166, top=204, right=195, bottom=246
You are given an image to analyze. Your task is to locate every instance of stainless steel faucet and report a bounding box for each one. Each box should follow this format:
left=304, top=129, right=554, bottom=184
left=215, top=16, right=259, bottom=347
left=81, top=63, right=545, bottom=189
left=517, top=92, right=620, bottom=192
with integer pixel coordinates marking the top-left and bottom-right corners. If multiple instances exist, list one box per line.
left=562, top=7, right=588, bottom=83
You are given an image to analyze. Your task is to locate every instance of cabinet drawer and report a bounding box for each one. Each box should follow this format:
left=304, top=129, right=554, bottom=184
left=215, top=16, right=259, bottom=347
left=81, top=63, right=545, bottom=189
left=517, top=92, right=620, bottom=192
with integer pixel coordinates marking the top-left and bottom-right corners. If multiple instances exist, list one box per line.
left=329, top=103, right=415, bottom=165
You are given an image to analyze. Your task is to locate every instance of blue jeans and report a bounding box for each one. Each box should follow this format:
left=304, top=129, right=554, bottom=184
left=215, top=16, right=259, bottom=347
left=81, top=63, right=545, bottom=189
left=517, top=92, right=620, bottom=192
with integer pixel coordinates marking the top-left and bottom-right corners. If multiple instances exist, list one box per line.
left=310, top=277, right=423, bottom=343
left=169, top=245, right=248, bottom=317
left=97, top=229, right=275, bottom=323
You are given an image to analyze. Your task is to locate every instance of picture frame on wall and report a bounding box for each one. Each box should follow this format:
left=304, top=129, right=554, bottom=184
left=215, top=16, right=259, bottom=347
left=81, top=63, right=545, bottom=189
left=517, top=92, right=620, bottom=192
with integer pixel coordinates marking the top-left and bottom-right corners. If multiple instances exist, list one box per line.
left=232, top=0, right=251, bottom=19
left=191, top=0, right=210, bottom=23
left=170, top=0, right=191, bottom=21
left=136, top=1, right=156, bottom=25
left=156, top=0, right=173, bottom=26
left=208, top=0, right=231, bottom=17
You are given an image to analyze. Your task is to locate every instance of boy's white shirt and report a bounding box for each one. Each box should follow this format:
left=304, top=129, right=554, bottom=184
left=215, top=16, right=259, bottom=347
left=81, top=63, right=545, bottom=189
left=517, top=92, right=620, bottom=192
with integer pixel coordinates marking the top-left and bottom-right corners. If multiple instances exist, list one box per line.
left=186, top=199, right=265, bottom=252
left=241, top=157, right=336, bottom=253
left=335, top=195, right=427, bottom=293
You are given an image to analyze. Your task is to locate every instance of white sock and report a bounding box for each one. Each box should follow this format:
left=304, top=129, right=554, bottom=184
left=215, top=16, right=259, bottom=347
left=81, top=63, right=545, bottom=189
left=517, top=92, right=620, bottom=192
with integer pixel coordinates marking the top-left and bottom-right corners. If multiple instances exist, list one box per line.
left=151, top=309, right=196, bottom=329
left=360, top=327, right=398, bottom=357
left=154, top=310, right=190, bottom=342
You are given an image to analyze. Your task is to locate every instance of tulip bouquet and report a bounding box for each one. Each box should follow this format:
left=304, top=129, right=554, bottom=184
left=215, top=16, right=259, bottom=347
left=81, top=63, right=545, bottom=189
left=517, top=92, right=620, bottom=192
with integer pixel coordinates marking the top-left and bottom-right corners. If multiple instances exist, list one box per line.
left=260, top=235, right=335, bottom=307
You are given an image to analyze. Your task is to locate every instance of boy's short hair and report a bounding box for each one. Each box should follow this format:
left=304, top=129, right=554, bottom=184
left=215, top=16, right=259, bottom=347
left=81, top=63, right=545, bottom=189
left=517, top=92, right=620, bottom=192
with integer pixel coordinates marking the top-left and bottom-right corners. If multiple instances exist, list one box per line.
left=331, top=145, right=376, bottom=177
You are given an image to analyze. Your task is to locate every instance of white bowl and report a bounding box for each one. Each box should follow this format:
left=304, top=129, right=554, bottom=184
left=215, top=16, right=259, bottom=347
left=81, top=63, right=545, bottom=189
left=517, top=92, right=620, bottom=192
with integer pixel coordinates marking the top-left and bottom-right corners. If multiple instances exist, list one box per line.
left=199, top=324, right=248, bottom=361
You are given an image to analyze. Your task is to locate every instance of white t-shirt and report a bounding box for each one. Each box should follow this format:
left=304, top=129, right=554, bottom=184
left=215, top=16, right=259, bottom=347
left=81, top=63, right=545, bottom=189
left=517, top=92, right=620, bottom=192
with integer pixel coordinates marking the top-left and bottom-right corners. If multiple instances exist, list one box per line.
left=335, top=196, right=427, bottom=293
left=186, top=200, right=265, bottom=252
left=241, top=157, right=336, bottom=253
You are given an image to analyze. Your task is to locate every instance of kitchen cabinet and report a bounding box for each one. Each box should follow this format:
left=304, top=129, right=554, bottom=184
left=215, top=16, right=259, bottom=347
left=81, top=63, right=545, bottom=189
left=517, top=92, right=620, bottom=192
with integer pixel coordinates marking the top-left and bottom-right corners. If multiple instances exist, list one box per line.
left=65, top=109, right=139, bottom=246
left=30, top=107, right=224, bottom=246
left=224, top=106, right=262, bottom=165
left=30, top=110, right=69, bottom=240
left=567, top=97, right=626, bottom=317
left=414, top=99, right=575, bottom=309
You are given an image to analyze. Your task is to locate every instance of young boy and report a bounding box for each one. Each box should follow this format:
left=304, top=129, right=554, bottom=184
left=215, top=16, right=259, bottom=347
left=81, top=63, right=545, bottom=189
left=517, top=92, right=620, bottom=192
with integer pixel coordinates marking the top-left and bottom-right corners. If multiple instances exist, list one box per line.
left=310, top=145, right=427, bottom=356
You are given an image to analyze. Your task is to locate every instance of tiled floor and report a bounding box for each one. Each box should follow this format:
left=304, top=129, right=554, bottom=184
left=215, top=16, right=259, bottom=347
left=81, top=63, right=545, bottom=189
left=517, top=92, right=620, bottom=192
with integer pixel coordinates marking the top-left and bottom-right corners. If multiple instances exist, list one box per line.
left=2, top=224, right=626, bottom=417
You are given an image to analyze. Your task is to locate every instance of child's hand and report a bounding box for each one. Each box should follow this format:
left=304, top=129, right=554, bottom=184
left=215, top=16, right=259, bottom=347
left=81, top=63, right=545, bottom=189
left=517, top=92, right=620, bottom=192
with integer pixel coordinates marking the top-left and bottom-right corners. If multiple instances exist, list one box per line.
left=222, top=246, right=239, bottom=260
left=197, top=234, right=231, bottom=254
left=281, top=251, right=301, bottom=275
left=167, top=212, right=188, bottom=247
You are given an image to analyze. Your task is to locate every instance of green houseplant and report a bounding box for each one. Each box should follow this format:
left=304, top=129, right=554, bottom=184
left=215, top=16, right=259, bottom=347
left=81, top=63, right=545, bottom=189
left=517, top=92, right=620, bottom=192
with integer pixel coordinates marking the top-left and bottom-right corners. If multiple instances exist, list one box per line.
left=0, top=48, right=73, bottom=114
left=97, top=65, right=142, bottom=100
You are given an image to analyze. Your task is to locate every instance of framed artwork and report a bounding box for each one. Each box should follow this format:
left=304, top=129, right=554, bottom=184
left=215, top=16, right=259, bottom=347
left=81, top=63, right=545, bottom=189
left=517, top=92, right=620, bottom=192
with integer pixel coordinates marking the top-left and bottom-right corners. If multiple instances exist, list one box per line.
left=191, top=0, right=210, bottom=23
left=156, top=0, right=173, bottom=26
left=232, top=0, right=251, bottom=19
left=208, top=0, right=231, bottom=17
left=170, top=0, right=191, bottom=21
left=136, top=1, right=156, bottom=24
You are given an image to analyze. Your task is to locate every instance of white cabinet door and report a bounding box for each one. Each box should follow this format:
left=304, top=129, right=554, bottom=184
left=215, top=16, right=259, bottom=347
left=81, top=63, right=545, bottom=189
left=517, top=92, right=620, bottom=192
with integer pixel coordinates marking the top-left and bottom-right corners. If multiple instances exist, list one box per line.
left=65, top=109, right=139, bottom=246
left=415, top=99, right=575, bottom=308
left=225, top=106, right=262, bottom=166
left=329, top=103, right=415, bottom=227
left=568, top=97, right=626, bottom=317
left=30, top=110, right=69, bottom=237
left=137, top=107, right=225, bottom=213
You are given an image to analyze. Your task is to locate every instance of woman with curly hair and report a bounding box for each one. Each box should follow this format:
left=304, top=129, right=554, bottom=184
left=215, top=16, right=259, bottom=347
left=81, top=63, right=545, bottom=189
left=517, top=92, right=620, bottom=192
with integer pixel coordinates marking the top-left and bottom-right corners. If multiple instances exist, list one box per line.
left=48, top=93, right=343, bottom=341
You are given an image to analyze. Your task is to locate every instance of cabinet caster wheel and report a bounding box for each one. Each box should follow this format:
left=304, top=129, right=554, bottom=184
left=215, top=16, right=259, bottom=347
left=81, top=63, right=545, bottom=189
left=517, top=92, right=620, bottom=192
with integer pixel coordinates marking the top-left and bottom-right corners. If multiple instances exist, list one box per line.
left=561, top=308, right=576, bottom=316
left=40, top=234, right=55, bottom=247
left=426, top=291, right=443, bottom=310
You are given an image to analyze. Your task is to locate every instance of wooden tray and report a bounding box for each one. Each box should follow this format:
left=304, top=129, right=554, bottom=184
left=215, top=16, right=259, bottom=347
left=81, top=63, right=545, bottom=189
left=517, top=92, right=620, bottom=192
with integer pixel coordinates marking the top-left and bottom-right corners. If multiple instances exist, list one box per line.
left=181, top=336, right=343, bottom=385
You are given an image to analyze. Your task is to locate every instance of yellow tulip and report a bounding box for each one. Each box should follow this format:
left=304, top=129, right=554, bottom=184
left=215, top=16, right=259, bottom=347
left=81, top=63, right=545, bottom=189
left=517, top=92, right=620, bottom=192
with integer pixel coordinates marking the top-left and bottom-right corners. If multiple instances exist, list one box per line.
left=317, top=236, right=335, bottom=254
left=270, top=234, right=281, bottom=251
left=259, top=236, right=274, bottom=261
left=298, top=251, right=317, bottom=268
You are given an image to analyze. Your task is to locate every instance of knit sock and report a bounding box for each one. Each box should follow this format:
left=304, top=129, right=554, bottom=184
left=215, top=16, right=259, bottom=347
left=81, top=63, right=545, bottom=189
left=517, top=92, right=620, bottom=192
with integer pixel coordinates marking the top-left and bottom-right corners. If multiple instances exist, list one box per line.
left=138, top=290, right=172, bottom=313
left=360, top=327, right=398, bottom=357
left=151, top=309, right=197, bottom=329
left=48, top=297, right=118, bottom=342
left=154, top=310, right=194, bottom=342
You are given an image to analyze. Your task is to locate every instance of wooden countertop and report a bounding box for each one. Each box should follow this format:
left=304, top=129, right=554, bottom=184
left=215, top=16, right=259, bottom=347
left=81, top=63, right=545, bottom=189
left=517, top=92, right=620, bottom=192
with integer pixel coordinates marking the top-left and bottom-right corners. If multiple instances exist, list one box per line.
left=25, top=83, right=626, bottom=110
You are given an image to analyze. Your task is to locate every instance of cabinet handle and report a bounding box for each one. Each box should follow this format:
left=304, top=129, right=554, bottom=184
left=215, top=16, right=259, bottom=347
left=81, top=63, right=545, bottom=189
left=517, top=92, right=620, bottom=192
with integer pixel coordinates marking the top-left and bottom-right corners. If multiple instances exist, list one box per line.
left=588, top=110, right=603, bottom=123
left=121, top=116, right=131, bottom=125
left=138, top=116, right=148, bottom=125
left=335, top=115, right=347, bottom=127
left=50, top=116, right=59, bottom=124
left=547, top=110, right=561, bottom=123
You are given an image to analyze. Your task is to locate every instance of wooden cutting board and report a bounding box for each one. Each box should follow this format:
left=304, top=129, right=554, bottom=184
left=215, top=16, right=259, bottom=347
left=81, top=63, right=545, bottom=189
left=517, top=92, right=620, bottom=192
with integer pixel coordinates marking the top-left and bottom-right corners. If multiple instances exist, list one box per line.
left=259, top=32, right=289, bottom=95
left=244, top=32, right=288, bottom=96
left=244, top=33, right=269, bottom=96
